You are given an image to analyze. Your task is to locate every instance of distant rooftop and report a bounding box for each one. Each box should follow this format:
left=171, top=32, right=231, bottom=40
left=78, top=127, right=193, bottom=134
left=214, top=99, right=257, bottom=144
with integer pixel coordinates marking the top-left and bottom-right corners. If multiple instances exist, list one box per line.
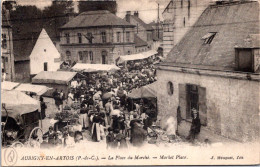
left=61, top=10, right=135, bottom=29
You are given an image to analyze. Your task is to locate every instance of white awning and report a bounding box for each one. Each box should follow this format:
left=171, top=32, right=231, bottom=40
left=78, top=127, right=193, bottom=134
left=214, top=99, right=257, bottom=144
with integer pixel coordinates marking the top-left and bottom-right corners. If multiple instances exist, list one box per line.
left=1, top=81, right=20, bottom=90
left=15, top=83, right=51, bottom=96
left=72, top=63, right=120, bottom=73
left=118, top=50, right=158, bottom=64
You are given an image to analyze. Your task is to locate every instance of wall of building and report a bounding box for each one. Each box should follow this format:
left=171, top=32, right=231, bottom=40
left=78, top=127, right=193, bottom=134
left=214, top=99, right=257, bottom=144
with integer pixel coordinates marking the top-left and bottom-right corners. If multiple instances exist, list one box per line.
left=156, top=69, right=259, bottom=142
left=60, top=26, right=135, bottom=64
left=162, top=0, right=212, bottom=56
left=1, top=27, right=15, bottom=81
left=14, top=60, right=30, bottom=83
left=135, top=46, right=149, bottom=53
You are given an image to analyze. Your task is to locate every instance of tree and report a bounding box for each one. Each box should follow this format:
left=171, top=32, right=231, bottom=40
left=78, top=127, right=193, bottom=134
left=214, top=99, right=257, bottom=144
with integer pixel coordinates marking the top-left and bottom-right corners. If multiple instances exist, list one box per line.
left=42, top=0, right=74, bottom=40
left=78, top=1, right=117, bottom=14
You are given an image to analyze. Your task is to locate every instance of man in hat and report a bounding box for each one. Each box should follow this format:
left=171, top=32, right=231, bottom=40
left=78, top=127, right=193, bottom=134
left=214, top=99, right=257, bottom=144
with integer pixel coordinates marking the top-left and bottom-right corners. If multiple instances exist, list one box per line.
left=187, top=108, right=201, bottom=142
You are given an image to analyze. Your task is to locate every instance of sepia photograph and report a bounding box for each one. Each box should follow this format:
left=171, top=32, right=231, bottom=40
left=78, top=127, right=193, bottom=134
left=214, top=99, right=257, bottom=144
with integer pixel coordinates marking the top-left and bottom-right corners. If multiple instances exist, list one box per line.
left=1, top=0, right=259, bottom=166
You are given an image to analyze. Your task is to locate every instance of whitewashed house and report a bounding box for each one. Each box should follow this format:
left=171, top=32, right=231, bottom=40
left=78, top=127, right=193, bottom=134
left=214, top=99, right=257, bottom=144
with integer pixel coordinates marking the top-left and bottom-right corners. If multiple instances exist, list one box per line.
left=30, top=29, right=61, bottom=76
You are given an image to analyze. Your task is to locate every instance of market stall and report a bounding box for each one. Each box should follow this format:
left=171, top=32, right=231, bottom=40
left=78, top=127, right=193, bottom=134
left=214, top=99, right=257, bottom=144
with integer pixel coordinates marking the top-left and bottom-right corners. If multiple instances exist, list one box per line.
left=1, top=90, right=42, bottom=147
left=1, top=81, right=20, bottom=90
left=117, top=50, right=158, bottom=64
left=32, top=71, right=77, bottom=97
left=72, top=63, right=120, bottom=73
left=15, top=83, right=51, bottom=96
left=127, top=82, right=158, bottom=99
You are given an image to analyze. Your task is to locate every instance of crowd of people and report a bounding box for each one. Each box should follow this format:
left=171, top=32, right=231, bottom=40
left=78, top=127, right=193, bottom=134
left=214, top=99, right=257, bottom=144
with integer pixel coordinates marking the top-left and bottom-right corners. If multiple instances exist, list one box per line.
left=39, top=57, right=202, bottom=149
left=40, top=58, right=159, bottom=149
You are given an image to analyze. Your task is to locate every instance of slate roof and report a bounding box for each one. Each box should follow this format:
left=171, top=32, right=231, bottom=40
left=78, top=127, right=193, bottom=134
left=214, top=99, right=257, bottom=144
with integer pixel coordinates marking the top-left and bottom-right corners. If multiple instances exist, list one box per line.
left=130, top=15, right=154, bottom=31
left=160, top=1, right=260, bottom=71
left=61, top=10, right=135, bottom=29
left=134, top=34, right=148, bottom=47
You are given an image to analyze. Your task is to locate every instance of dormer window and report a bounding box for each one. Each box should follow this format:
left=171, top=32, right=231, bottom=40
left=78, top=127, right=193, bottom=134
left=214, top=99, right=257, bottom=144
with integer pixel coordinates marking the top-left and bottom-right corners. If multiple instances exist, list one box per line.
left=235, top=48, right=254, bottom=72
left=202, top=32, right=217, bottom=44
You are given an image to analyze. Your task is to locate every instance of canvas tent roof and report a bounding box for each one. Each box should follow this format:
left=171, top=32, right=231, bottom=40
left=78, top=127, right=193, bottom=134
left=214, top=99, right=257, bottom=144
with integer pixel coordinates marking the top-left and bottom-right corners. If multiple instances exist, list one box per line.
left=128, top=82, right=158, bottom=99
left=118, top=50, right=157, bottom=64
left=15, top=83, right=51, bottom=96
left=32, top=71, right=77, bottom=85
left=1, top=90, right=40, bottom=117
left=160, top=1, right=260, bottom=71
left=72, top=63, right=120, bottom=72
left=1, top=81, right=20, bottom=90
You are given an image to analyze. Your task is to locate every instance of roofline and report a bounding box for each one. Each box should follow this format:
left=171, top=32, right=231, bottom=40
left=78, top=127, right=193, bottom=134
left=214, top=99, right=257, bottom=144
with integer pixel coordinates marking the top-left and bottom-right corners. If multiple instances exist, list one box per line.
left=130, top=16, right=154, bottom=31
left=157, top=64, right=260, bottom=81
left=60, top=24, right=135, bottom=30
left=209, top=0, right=258, bottom=8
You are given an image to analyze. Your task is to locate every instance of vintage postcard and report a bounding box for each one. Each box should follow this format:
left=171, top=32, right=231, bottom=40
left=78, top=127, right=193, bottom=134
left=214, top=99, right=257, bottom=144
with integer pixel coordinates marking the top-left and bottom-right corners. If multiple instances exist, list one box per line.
left=1, top=0, right=259, bottom=166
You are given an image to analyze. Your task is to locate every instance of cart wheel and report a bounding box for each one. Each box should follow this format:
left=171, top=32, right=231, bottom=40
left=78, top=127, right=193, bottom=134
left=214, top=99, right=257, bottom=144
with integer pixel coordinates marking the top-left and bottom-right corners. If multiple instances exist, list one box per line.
left=11, top=141, right=24, bottom=148
left=29, top=127, right=43, bottom=147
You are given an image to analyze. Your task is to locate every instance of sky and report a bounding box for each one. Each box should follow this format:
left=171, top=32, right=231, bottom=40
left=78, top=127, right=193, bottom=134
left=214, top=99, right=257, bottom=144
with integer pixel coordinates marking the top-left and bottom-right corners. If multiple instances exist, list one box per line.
left=15, top=0, right=170, bottom=23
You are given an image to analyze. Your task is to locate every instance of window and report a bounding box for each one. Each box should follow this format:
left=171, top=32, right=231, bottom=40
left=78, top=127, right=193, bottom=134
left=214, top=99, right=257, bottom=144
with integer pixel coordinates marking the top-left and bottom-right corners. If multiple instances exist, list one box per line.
left=2, top=34, right=7, bottom=49
left=44, top=62, right=48, bottom=71
left=235, top=48, right=253, bottom=72
left=101, top=31, right=106, bottom=43
left=83, top=51, right=88, bottom=63
left=117, top=32, right=121, bottom=42
left=102, top=51, right=107, bottom=64
left=128, top=51, right=131, bottom=55
left=65, top=33, right=70, bottom=44
left=89, top=51, right=93, bottom=62
left=183, top=17, right=186, bottom=27
left=78, top=51, right=83, bottom=61
left=66, top=51, right=71, bottom=64
left=167, top=81, right=174, bottom=95
left=202, top=32, right=217, bottom=44
left=78, top=33, right=82, bottom=43
left=126, top=31, right=130, bottom=42
left=86, top=33, right=93, bottom=43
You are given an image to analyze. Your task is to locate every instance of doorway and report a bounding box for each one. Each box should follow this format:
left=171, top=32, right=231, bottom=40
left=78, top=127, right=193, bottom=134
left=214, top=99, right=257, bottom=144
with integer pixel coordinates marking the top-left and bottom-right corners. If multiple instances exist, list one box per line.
left=101, top=51, right=107, bottom=64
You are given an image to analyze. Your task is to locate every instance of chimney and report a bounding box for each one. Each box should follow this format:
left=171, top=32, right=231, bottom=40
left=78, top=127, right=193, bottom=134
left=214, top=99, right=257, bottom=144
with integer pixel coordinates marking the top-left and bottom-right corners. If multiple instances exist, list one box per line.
left=126, top=11, right=131, bottom=22
left=134, top=11, right=139, bottom=17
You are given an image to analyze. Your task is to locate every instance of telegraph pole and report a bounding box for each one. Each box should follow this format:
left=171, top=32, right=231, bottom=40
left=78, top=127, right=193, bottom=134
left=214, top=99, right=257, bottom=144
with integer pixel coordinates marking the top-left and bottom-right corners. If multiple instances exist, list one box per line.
left=157, top=2, right=160, bottom=39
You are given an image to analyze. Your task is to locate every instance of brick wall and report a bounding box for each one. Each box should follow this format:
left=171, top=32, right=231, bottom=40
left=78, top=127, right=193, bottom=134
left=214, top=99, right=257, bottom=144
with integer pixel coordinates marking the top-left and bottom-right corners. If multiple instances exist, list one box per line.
left=156, top=69, right=259, bottom=142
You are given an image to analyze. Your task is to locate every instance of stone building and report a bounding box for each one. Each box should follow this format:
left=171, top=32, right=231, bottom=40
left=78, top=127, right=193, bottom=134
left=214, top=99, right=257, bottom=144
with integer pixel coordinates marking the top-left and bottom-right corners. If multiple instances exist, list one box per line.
left=157, top=1, right=260, bottom=142
left=1, top=10, right=15, bottom=81
left=59, top=10, right=136, bottom=65
left=162, top=0, right=212, bottom=56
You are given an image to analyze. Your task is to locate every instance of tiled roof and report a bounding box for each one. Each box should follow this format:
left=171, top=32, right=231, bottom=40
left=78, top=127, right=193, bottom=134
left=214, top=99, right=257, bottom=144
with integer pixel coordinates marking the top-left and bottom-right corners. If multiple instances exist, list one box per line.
left=160, top=1, right=260, bottom=71
left=61, top=10, right=135, bottom=29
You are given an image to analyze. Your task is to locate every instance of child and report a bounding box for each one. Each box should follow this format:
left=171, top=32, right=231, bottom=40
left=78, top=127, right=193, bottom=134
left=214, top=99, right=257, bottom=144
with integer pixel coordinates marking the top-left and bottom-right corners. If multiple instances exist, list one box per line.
left=106, top=127, right=117, bottom=149
left=116, top=129, right=128, bottom=149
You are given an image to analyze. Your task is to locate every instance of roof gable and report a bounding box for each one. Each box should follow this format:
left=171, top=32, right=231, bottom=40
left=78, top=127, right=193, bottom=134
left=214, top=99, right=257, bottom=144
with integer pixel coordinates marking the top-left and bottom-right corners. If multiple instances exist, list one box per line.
left=30, top=29, right=60, bottom=59
left=162, top=1, right=260, bottom=71
left=130, top=15, right=154, bottom=31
